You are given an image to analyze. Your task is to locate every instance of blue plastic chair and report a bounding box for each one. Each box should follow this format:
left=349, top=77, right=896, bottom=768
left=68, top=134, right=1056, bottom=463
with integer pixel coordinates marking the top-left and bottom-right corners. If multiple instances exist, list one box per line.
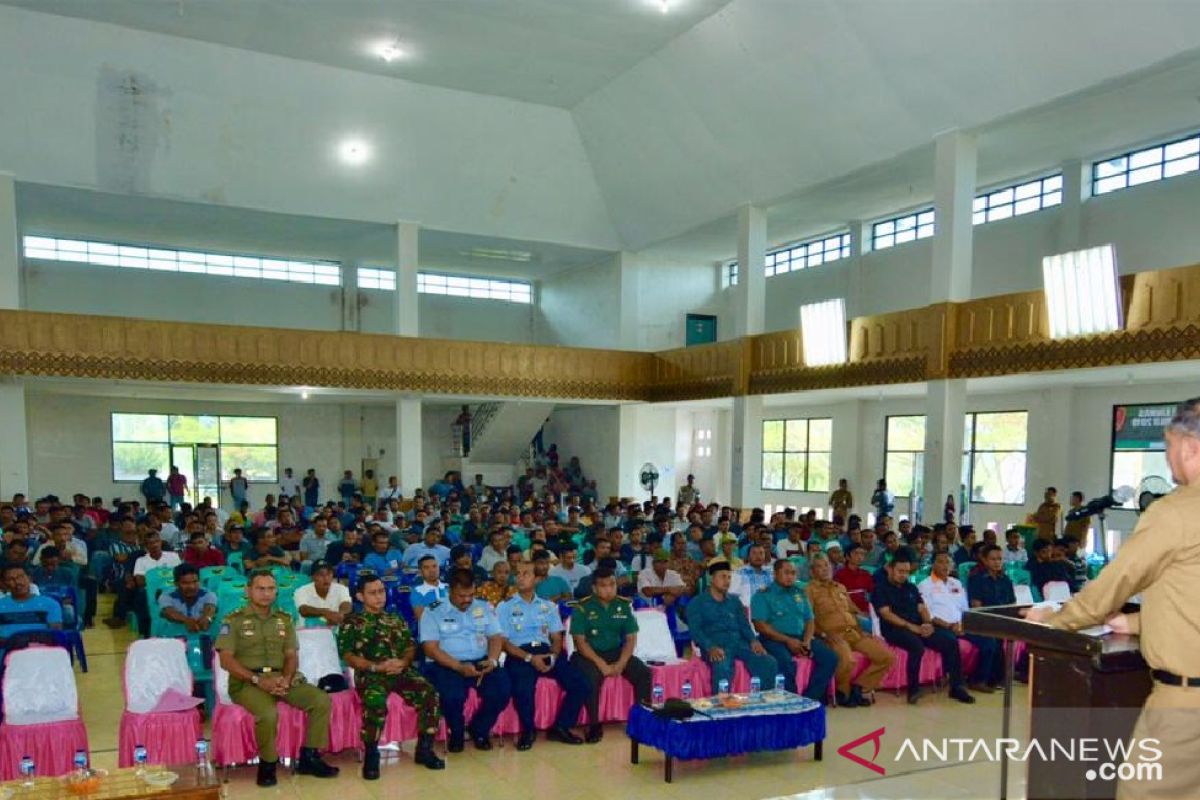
left=41, top=585, right=87, bottom=672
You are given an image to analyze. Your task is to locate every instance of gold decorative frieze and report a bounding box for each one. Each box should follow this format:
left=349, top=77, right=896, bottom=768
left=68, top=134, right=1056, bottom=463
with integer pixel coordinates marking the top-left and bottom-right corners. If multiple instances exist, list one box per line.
left=4, top=261, right=1200, bottom=401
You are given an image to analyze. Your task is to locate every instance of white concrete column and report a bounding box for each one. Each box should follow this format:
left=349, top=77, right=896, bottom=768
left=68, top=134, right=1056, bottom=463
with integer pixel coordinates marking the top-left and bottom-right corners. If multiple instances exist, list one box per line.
left=930, top=131, right=977, bottom=304
left=730, top=395, right=763, bottom=509
left=616, top=252, right=641, bottom=350
left=341, top=258, right=359, bottom=332
left=395, top=221, right=419, bottom=337
left=1056, top=159, right=1087, bottom=253
left=395, top=398, right=422, bottom=495
left=922, top=380, right=966, bottom=524
left=921, top=131, right=976, bottom=521
left=733, top=204, right=766, bottom=337
left=0, top=381, right=29, bottom=498
left=0, top=173, right=20, bottom=310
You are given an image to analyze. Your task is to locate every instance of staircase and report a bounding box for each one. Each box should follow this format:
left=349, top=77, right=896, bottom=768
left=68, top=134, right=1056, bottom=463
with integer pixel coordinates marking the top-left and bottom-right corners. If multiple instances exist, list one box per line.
left=468, top=401, right=556, bottom=463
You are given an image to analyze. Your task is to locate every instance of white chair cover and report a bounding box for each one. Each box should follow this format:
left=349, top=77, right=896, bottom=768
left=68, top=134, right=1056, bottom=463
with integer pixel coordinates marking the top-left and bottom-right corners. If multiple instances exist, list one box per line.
left=633, top=610, right=679, bottom=663
left=297, top=628, right=343, bottom=684
left=2, top=647, right=79, bottom=725
left=1044, top=581, right=1072, bottom=603
left=1013, top=584, right=1035, bottom=605
left=213, top=657, right=232, bottom=704
left=124, top=639, right=193, bottom=714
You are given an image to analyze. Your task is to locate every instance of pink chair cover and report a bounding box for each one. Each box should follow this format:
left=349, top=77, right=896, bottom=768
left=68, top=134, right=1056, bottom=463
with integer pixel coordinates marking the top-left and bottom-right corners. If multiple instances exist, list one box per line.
left=0, top=719, right=89, bottom=780
left=210, top=701, right=306, bottom=766
left=581, top=659, right=710, bottom=724
left=326, top=690, right=362, bottom=753
left=118, top=710, right=202, bottom=767
left=959, top=638, right=980, bottom=678
left=880, top=647, right=942, bottom=690
left=381, top=694, right=448, bottom=744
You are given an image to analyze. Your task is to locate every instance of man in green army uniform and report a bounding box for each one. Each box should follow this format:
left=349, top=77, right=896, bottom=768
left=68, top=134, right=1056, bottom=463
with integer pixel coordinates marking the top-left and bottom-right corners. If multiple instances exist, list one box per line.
left=569, top=567, right=652, bottom=743
left=216, top=570, right=339, bottom=787
left=337, top=573, right=445, bottom=778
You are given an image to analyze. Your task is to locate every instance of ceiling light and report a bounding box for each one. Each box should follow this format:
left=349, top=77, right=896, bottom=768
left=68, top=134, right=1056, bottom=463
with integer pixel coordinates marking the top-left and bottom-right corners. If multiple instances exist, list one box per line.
left=659, top=0, right=670, bottom=12
left=300, top=387, right=310, bottom=400
left=373, top=40, right=405, bottom=63
left=460, top=247, right=533, bottom=263
left=338, top=139, right=370, bottom=166
left=1042, top=245, right=1122, bottom=339
left=800, top=299, right=848, bottom=367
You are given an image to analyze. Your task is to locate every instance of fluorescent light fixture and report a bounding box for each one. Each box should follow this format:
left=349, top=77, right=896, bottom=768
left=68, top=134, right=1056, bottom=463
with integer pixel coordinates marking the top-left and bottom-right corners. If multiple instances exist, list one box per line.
left=300, top=387, right=310, bottom=401
left=660, top=0, right=670, bottom=13
left=1042, top=245, right=1122, bottom=339
left=460, top=247, right=533, bottom=263
left=800, top=298, right=848, bottom=366
left=338, top=139, right=371, bottom=166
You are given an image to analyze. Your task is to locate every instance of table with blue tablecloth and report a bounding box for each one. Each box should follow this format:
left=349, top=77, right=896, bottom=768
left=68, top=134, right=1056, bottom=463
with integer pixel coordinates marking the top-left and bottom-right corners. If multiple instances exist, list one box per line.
left=625, top=691, right=825, bottom=782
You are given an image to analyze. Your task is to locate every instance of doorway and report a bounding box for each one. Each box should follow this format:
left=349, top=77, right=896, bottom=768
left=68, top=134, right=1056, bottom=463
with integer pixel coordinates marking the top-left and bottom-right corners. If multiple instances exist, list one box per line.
left=171, top=443, right=220, bottom=506
left=685, top=314, right=717, bottom=346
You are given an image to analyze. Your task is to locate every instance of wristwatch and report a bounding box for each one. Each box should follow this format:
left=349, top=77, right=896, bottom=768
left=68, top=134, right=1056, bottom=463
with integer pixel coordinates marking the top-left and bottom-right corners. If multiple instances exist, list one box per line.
left=523, top=653, right=533, bottom=663
left=489, top=658, right=499, bottom=668
left=370, top=663, right=378, bottom=673
left=251, top=674, right=261, bottom=686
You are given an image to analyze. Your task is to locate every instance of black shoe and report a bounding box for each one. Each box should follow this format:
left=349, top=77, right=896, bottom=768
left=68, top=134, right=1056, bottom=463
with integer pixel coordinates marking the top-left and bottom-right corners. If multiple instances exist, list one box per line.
left=546, top=726, right=584, bottom=745
left=950, top=685, right=976, bottom=704
left=849, top=685, right=869, bottom=707
left=362, top=745, right=380, bottom=781
left=835, top=690, right=855, bottom=707
left=907, top=687, right=923, bottom=705
left=585, top=724, right=603, bottom=744
left=296, top=747, right=339, bottom=778
left=256, top=760, right=278, bottom=788
left=414, top=734, right=445, bottom=770
left=447, top=732, right=465, bottom=753
left=472, top=734, right=493, bottom=751
left=516, top=732, right=535, bottom=751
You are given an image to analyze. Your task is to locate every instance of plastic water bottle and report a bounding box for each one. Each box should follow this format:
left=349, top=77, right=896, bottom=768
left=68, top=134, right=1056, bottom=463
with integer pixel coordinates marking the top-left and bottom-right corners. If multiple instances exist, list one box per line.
left=134, top=744, right=148, bottom=778
left=651, top=684, right=665, bottom=708
left=73, top=750, right=88, bottom=777
left=681, top=680, right=693, bottom=700
left=774, top=673, right=786, bottom=692
left=20, top=755, right=35, bottom=787
left=195, top=739, right=212, bottom=775
left=718, top=678, right=730, bottom=695
left=750, top=676, right=762, bottom=695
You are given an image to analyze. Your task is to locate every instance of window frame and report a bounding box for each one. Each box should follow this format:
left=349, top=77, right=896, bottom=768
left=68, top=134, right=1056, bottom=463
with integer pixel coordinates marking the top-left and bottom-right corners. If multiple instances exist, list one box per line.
left=110, top=412, right=279, bottom=484
left=1108, top=403, right=1178, bottom=508
left=871, top=208, right=935, bottom=251
left=1092, top=132, right=1200, bottom=197
left=973, top=173, right=1063, bottom=226
left=883, top=414, right=926, bottom=498
left=416, top=271, right=533, bottom=304
left=760, top=417, right=833, bottom=493
left=962, top=410, right=1029, bottom=506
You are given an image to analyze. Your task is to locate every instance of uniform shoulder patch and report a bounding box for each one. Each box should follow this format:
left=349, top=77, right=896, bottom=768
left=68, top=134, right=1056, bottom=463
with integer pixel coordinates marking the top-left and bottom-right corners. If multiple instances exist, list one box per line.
left=614, top=596, right=632, bottom=604
left=427, top=600, right=442, bottom=610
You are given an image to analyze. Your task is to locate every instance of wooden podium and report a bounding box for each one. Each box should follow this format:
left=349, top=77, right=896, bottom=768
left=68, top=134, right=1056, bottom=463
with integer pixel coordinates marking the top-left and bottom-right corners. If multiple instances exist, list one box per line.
left=963, top=604, right=1151, bottom=800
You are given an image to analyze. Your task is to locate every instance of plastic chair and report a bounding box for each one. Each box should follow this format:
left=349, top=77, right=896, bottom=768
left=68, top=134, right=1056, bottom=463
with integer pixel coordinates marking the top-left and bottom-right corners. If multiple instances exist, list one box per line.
left=40, top=585, right=87, bottom=672
left=225, top=552, right=245, bottom=574
left=210, top=658, right=306, bottom=768
left=296, top=628, right=359, bottom=754
left=118, top=639, right=202, bottom=766
left=1043, top=581, right=1071, bottom=603
left=0, top=647, right=89, bottom=779
left=956, top=562, right=973, bottom=584
left=1013, top=584, right=1034, bottom=605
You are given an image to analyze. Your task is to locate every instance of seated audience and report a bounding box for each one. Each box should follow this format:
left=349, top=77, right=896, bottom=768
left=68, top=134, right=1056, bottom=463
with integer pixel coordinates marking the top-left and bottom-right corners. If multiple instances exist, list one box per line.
left=157, top=562, right=217, bottom=634
left=294, top=561, right=352, bottom=626
left=917, top=552, right=998, bottom=693
left=636, top=549, right=686, bottom=605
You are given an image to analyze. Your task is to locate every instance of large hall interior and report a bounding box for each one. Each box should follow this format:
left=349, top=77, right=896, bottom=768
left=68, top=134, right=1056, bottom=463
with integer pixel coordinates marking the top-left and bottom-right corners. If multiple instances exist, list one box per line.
left=1, top=1, right=1199, bottom=799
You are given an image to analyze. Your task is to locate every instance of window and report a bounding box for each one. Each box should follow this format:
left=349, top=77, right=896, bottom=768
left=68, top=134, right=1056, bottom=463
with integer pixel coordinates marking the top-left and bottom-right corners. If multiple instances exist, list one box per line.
left=872, top=209, right=934, bottom=251
left=416, top=272, right=532, bottom=304
left=1111, top=403, right=1177, bottom=507
left=974, top=174, right=1063, bottom=225
left=357, top=267, right=396, bottom=291
left=23, top=236, right=341, bottom=286
left=884, top=415, right=926, bottom=497
left=761, top=418, right=832, bottom=492
left=722, top=260, right=739, bottom=288
left=962, top=411, right=1028, bottom=504
left=765, top=232, right=852, bottom=277
left=695, top=428, right=712, bottom=458
left=1093, top=132, right=1200, bottom=195
left=111, top=413, right=278, bottom=483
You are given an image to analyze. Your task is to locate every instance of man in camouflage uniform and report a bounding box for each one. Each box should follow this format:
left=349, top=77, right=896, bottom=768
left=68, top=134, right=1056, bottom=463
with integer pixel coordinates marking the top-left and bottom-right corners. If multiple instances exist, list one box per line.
left=337, top=572, right=445, bottom=778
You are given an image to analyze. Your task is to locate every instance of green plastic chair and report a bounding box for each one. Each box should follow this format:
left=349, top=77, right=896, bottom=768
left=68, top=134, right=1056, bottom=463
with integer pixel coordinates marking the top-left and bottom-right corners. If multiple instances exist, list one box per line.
left=956, top=562, right=973, bottom=584
left=226, top=552, right=245, bottom=574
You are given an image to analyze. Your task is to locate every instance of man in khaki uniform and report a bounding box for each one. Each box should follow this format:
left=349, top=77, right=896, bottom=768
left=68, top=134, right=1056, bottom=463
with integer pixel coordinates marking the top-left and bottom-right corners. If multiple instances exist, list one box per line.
left=1032, top=487, right=1061, bottom=542
left=807, top=554, right=894, bottom=704
left=1027, top=398, right=1200, bottom=800
left=216, top=570, right=339, bottom=786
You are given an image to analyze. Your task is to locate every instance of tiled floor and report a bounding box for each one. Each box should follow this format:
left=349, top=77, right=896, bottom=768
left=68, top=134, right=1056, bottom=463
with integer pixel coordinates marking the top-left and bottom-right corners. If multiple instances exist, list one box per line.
left=78, top=598, right=1030, bottom=799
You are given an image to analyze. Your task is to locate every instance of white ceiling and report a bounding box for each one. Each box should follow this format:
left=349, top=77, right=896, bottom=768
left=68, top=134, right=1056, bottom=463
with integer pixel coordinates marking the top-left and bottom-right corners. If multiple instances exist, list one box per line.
left=6, top=0, right=1200, bottom=259
left=0, top=0, right=732, bottom=108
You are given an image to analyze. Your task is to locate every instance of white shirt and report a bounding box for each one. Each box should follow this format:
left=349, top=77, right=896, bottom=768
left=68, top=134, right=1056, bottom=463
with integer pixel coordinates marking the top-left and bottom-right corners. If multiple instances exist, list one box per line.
left=775, top=538, right=805, bottom=560
left=1003, top=546, right=1028, bottom=566
left=549, top=562, right=592, bottom=593
left=35, top=538, right=88, bottom=566
left=159, top=522, right=182, bottom=550
left=133, top=551, right=182, bottom=577
left=917, top=575, right=969, bottom=625
left=293, top=581, right=351, bottom=612
left=478, top=545, right=508, bottom=572
left=636, top=566, right=684, bottom=599
left=280, top=476, right=303, bottom=499
left=379, top=485, right=403, bottom=503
